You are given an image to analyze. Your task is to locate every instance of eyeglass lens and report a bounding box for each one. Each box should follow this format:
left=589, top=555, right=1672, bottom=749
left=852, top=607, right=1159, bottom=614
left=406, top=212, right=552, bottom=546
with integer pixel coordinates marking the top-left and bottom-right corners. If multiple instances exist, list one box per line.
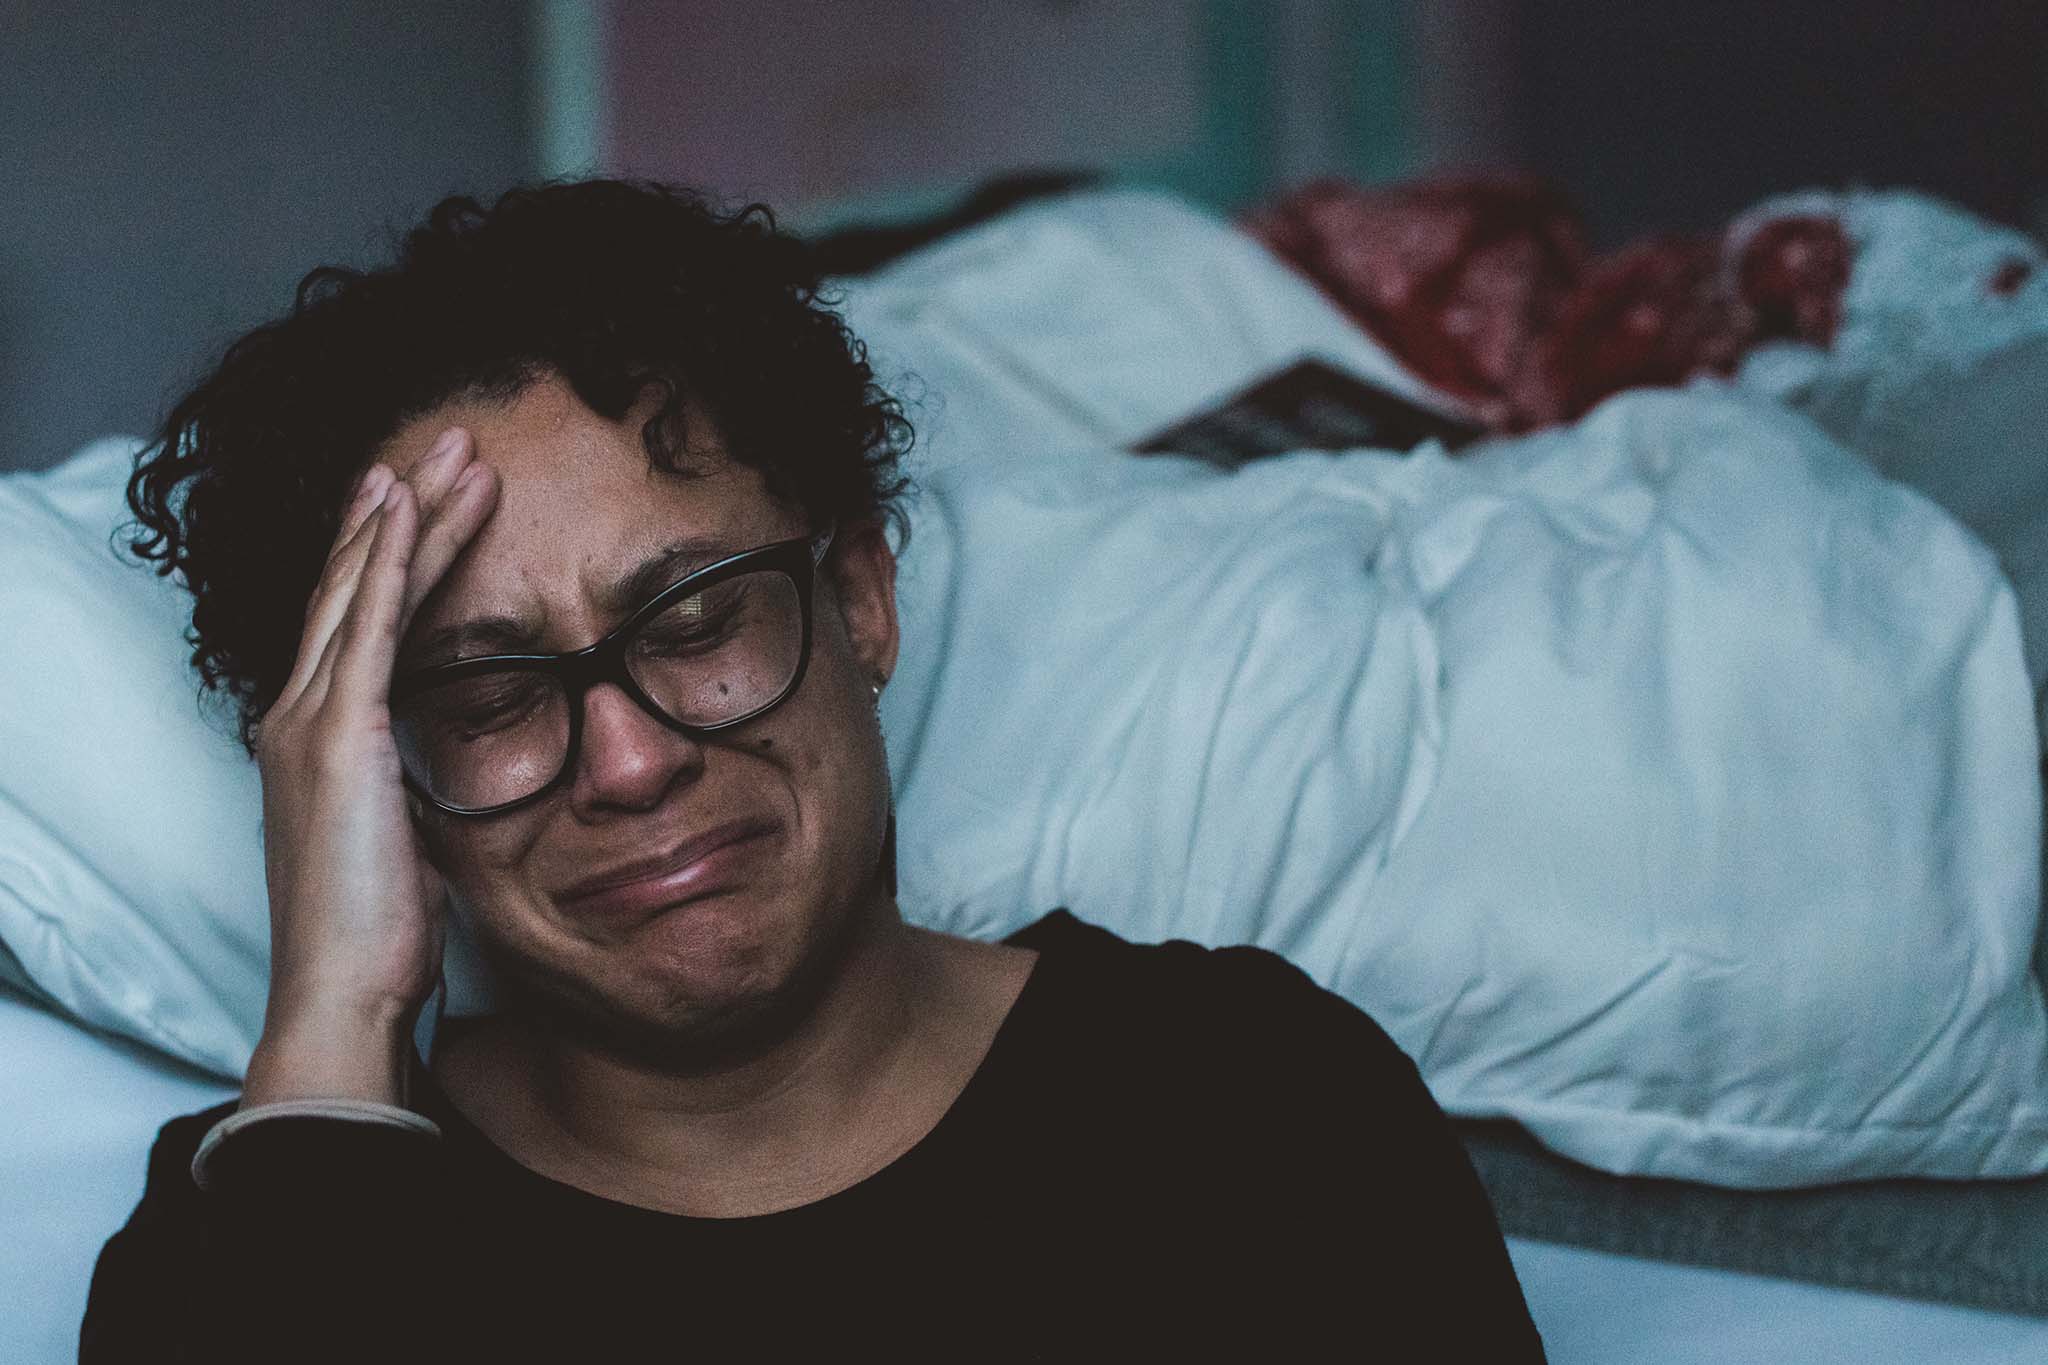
left=392, top=569, right=805, bottom=811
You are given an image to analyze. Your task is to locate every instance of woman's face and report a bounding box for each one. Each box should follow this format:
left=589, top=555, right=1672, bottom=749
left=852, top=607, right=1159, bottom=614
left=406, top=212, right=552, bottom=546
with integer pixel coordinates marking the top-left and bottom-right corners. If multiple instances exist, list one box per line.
left=376, top=374, right=899, bottom=1060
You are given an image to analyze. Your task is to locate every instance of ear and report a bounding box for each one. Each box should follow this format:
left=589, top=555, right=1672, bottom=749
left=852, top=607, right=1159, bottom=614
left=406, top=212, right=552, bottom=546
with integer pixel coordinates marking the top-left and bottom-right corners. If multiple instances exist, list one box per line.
left=825, top=519, right=900, bottom=687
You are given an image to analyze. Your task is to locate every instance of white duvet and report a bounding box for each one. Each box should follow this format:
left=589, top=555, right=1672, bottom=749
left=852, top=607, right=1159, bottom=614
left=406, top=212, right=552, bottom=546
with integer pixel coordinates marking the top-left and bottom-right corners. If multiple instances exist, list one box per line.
left=882, top=386, right=2048, bottom=1187
left=854, top=191, right=2048, bottom=1187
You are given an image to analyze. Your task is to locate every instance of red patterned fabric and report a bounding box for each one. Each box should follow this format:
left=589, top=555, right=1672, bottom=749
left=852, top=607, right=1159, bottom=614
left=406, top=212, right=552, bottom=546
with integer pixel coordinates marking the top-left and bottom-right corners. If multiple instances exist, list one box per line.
left=1243, top=178, right=1585, bottom=430
left=1245, top=179, right=1852, bottom=435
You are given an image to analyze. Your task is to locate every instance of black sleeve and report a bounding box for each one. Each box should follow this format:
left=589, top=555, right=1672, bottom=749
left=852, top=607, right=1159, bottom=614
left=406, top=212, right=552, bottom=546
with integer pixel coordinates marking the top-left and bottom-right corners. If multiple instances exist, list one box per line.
left=79, top=1105, right=453, bottom=1364
left=1195, top=945, right=1549, bottom=1362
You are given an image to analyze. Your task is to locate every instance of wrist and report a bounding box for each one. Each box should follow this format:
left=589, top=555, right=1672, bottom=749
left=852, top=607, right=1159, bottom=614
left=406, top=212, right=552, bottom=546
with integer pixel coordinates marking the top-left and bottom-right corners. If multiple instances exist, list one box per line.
left=243, top=993, right=417, bottom=1109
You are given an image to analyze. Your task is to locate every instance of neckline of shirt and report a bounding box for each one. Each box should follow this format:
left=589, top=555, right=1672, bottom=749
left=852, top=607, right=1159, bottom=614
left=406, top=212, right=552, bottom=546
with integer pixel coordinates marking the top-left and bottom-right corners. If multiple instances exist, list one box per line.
left=407, top=916, right=1081, bottom=1228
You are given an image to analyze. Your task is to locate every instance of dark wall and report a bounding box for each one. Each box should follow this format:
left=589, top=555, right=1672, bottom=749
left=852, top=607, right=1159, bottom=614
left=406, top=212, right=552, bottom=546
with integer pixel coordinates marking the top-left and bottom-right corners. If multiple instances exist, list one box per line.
left=1507, top=0, right=2048, bottom=245
left=0, top=4, right=535, bottom=472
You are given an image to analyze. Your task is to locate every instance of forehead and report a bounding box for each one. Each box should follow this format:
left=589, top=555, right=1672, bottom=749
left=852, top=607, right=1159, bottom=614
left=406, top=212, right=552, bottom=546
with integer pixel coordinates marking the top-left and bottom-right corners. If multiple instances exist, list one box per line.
left=380, top=375, right=798, bottom=654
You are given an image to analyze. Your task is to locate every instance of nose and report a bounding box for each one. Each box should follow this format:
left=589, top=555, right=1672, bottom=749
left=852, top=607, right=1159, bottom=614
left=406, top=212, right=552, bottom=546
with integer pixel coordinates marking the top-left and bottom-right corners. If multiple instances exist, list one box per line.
left=565, top=681, right=705, bottom=817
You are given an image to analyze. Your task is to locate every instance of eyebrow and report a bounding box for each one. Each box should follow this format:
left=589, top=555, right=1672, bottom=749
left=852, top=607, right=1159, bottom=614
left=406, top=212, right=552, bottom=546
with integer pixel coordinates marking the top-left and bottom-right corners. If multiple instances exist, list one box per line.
left=596, top=537, right=737, bottom=618
left=400, top=536, right=740, bottom=670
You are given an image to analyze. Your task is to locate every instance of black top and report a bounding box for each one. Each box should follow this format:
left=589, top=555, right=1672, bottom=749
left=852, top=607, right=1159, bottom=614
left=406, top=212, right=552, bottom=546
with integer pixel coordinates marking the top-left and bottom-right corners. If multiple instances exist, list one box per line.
left=81, top=911, right=1545, bottom=1362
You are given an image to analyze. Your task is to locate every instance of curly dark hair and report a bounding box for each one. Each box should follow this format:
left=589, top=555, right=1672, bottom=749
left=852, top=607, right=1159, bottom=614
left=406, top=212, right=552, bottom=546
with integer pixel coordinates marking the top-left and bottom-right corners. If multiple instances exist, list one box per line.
left=126, top=178, right=914, bottom=753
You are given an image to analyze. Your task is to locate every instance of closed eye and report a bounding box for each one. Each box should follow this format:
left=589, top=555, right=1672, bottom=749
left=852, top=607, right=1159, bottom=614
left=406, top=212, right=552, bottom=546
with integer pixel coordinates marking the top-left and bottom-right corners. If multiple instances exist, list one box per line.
left=419, top=676, right=553, bottom=739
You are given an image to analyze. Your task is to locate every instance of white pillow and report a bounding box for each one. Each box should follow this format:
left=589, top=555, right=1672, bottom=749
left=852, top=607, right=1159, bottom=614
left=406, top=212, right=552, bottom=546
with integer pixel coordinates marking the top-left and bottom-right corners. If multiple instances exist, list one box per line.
left=833, top=186, right=1464, bottom=480
left=0, top=987, right=234, bottom=1364
left=884, top=384, right=2048, bottom=1187
left=0, top=439, right=268, bottom=1077
left=1736, top=189, right=2048, bottom=743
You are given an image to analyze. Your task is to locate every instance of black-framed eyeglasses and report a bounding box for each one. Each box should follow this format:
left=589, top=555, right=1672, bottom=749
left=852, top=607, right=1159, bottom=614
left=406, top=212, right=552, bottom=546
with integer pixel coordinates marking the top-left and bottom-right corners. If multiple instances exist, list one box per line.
left=391, top=526, right=835, bottom=817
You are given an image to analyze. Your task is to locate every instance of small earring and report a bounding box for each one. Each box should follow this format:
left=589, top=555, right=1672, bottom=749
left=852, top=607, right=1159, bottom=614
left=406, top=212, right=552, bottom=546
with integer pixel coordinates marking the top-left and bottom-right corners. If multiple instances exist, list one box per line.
left=870, top=679, right=883, bottom=705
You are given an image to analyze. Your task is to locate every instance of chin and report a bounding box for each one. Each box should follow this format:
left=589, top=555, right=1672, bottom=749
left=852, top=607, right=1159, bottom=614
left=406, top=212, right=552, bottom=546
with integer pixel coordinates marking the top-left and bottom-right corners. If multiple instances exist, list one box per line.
left=504, top=886, right=863, bottom=1070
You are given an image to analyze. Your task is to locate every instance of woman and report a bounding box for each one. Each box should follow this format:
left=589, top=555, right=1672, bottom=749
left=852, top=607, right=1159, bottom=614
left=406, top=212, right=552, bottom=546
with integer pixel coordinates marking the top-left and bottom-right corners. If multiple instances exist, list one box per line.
left=82, top=179, right=1543, bottom=1361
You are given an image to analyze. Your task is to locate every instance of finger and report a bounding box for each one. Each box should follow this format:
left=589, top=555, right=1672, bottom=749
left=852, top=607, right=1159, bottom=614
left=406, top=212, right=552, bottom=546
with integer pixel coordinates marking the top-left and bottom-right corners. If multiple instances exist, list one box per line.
left=292, top=492, right=405, bottom=717
left=277, top=485, right=394, bottom=710
left=333, top=463, right=394, bottom=551
left=278, top=427, right=471, bottom=716
left=400, top=427, right=473, bottom=517
left=401, top=460, right=499, bottom=623
left=285, top=425, right=464, bottom=706
left=316, top=429, right=461, bottom=634
left=323, top=478, right=422, bottom=713
left=276, top=498, right=388, bottom=713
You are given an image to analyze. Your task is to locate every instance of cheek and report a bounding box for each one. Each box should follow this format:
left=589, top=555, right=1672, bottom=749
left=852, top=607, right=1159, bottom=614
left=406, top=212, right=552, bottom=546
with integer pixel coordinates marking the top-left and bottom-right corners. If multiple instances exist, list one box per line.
left=422, top=812, right=543, bottom=906
left=743, top=694, right=885, bottom=857
left=800, top=696, right=892, bottom=845
left=428, top=815, right=587, bottom=973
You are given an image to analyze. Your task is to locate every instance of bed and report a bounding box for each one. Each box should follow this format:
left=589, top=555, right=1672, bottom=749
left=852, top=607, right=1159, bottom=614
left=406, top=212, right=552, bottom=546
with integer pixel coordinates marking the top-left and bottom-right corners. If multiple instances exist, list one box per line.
left=6, top=182, right=2048, bottom=1360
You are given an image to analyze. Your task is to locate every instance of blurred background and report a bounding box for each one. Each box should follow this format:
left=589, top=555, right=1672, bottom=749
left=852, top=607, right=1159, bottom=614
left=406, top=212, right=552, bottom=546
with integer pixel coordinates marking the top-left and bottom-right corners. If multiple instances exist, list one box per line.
left=3, top=0, right=2043, bottom=473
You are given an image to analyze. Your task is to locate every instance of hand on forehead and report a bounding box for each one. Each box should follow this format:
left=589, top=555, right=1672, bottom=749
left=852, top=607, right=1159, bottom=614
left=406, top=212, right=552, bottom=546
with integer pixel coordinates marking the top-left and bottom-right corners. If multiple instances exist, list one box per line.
left=379, top=376, right=797, bottom=659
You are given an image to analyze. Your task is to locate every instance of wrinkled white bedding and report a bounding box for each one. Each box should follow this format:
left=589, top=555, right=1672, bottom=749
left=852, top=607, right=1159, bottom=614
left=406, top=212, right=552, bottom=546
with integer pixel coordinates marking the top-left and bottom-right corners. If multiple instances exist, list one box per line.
left=882, top=385, right=2048, bottom=1187
left=856, top=191, right=2048, bottom=1187
left=1735, top=189, right=2048, bottom=743
left=836, top=188, right=1458, bottom=473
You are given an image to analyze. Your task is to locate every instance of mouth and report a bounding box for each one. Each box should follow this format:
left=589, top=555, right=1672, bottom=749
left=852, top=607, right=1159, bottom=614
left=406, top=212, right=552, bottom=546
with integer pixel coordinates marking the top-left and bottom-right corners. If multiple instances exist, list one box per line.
left=553, top=818, right=779, bottom=920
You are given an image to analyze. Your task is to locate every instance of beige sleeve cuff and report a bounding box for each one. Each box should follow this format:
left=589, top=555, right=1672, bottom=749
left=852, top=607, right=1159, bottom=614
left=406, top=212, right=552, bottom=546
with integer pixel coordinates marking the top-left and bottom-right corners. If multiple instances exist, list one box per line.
left=190, top=1099, right=443, bottom=1191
